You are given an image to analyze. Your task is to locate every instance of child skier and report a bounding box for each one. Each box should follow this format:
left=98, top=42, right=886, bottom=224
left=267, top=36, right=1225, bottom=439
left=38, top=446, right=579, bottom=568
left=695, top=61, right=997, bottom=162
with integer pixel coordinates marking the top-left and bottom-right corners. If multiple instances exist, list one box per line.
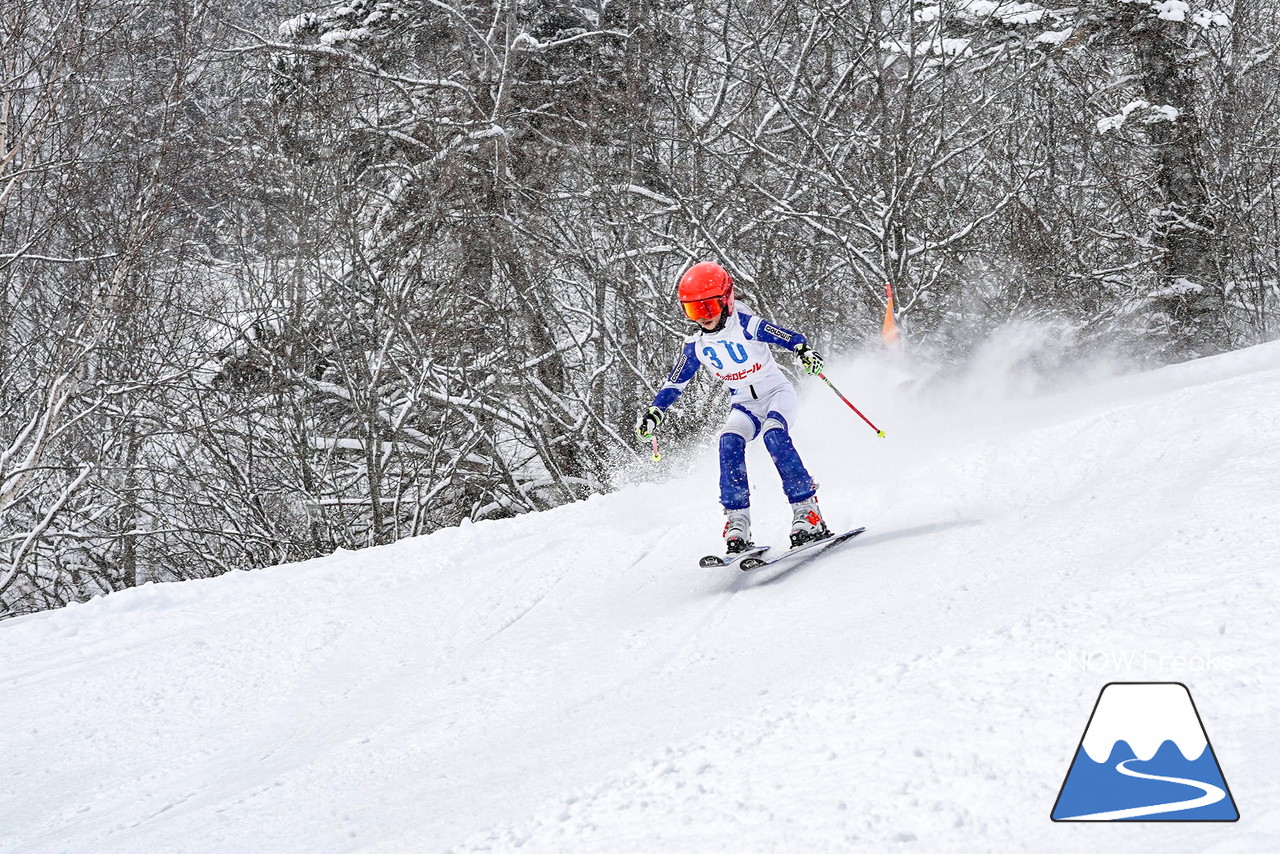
left=637, top=261, right=829, bottom=553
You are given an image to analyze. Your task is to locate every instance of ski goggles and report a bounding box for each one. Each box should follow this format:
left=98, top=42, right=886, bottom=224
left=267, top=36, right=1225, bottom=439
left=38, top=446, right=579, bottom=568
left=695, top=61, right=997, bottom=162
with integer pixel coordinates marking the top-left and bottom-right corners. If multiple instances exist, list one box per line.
left=681, top=296, right=725, bottom=323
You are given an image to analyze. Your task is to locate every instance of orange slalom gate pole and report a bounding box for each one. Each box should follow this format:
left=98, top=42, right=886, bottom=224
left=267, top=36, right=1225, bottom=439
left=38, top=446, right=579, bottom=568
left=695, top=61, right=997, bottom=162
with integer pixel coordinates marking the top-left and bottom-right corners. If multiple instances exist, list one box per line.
left=882, top=281, right=900, bottom=347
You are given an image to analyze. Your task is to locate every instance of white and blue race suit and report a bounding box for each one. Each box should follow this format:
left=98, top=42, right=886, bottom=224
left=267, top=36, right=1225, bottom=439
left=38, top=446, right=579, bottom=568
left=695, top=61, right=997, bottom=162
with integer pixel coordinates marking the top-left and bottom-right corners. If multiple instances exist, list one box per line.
left=650, top=303, right=817, bottom=511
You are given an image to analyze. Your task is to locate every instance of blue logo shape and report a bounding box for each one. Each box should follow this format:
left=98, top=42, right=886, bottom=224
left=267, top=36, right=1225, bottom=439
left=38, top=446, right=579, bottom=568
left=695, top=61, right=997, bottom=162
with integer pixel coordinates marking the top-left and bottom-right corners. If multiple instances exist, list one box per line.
left=1052, top=682, right=1239, bottom=821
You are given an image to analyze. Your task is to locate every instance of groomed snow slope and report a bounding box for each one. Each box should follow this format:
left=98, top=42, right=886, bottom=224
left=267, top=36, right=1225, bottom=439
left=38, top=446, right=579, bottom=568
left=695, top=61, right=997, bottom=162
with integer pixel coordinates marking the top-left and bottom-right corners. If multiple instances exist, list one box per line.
left=4, top=335, right=1280, bottom=853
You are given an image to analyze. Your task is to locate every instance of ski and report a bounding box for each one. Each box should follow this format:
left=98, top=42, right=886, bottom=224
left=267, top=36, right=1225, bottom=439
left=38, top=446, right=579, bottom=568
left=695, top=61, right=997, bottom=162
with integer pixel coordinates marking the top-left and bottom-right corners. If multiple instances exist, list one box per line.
left=698, top=544, right=771, bottom=569
left=737, top=527, right=866, bottom=571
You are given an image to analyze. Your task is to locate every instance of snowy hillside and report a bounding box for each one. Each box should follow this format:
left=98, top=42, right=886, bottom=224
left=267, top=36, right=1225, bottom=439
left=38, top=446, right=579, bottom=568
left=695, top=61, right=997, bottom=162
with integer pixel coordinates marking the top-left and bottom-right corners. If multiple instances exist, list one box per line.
left=4, top=334, right=1280, bottom=852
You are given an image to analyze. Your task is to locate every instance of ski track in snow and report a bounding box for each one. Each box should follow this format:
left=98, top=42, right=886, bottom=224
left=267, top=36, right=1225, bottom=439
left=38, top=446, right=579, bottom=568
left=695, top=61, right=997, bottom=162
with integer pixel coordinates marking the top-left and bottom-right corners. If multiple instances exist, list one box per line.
left=4, top=342, right=1280, bottom=852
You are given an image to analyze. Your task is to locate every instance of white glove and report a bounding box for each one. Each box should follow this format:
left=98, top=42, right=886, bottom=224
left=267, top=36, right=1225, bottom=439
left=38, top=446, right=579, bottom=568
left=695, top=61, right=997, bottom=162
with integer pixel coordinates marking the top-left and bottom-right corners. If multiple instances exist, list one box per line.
left=795, top=343, right=824, bottom=376
left=637, top=406, right=664, bottom=439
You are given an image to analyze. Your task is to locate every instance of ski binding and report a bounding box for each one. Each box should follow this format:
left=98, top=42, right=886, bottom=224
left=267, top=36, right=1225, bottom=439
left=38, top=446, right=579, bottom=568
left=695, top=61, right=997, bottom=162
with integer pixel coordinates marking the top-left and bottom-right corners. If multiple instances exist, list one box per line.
left=698, top=544, right=771, bottom=569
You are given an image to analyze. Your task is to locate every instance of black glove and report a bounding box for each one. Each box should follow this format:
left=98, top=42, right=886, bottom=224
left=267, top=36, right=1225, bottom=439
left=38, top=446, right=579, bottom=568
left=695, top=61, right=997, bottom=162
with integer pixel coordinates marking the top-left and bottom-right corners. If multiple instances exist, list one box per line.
left=637, top=406, right=664, bottom=439
left=795, top=343, right=824, bottom=376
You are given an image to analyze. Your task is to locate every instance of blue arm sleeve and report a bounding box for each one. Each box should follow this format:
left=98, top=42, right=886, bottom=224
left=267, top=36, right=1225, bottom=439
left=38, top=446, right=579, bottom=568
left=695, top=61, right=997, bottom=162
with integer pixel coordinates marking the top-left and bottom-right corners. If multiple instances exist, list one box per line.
left=652, top=341, right=700, bottom=409
left=744, top=314, right=808, bottom=350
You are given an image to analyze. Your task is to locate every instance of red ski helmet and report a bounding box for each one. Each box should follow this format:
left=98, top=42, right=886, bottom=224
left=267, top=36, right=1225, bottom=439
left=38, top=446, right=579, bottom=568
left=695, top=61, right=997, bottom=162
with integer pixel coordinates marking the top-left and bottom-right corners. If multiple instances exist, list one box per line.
left=677, top=262, right=734, bottom=324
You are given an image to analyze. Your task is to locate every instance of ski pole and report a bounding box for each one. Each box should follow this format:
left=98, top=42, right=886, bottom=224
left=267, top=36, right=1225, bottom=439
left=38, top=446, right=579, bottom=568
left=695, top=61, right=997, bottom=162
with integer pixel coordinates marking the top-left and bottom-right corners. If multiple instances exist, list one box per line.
left=818, top=372, right=886, bottom=438
left=650, top=434, right=662, bottom=462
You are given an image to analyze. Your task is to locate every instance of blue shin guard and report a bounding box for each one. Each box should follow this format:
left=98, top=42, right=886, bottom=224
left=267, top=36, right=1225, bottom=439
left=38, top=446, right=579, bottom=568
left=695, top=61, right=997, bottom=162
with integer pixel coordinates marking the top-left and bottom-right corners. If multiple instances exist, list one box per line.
left=763, top=426, right=816, bottom=503
left=719, top=433, right=750, bottom=510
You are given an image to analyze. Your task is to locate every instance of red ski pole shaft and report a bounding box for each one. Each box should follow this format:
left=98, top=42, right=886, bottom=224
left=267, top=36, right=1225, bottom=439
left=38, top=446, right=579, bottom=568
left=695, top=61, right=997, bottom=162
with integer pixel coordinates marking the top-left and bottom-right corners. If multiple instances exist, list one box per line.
left=818, top=372, right=886, bottom=438
left=650, top=434, right=662, bottom=462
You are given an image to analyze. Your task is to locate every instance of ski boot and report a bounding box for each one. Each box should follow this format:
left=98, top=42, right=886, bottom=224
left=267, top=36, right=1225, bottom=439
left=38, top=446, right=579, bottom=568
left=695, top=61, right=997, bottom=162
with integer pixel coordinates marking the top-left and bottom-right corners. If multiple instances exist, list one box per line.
left=789, top=495, right=830, bottom=548
left=723, top=508, right=753, bottom=554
